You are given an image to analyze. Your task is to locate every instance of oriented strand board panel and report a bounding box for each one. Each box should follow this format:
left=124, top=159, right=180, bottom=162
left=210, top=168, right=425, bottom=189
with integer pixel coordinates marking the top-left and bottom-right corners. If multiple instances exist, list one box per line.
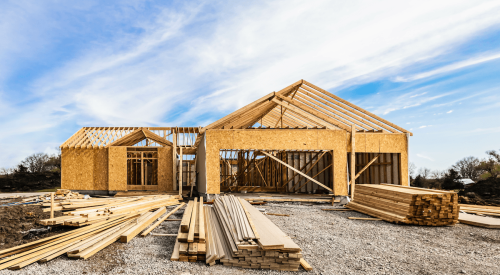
left=232, top=129, right=318, bottom=150
left=61, top=148, right=94, bottom=190
left=108, top=146, right=127, bottom=191
left=93, top=148, right=108, bottom=190
left=197, top=134, right=207, bottom=194
left=158, top=146, right=173, bottom=192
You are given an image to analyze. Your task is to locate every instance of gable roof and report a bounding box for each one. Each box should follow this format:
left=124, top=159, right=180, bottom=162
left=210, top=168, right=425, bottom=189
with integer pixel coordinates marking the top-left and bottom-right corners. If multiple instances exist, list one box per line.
left=61, top=127, right=174, bottom=149
left=106, top=128, right=172, bottom=147
left=201, top=79, right=412, bottom=135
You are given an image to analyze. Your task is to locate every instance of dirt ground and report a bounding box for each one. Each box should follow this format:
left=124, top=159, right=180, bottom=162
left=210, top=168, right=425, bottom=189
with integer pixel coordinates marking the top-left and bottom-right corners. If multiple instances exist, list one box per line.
left=0, top=202, right=499, bottom=275
left=0, top=198, right=65, bottom=250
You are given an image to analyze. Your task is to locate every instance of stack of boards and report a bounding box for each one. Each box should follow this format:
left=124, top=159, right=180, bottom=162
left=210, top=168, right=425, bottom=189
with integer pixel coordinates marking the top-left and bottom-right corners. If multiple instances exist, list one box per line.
left=173, top=195, right=308, bottom=271
left=347, top=184, right=459, bottom=226
left=39, top=195, right=181, bottom=226
left=171, top=197, right=207, bottom=262
left=458, top=204, right=500, bottom=229
left=0, top=196, right=184, bottom=271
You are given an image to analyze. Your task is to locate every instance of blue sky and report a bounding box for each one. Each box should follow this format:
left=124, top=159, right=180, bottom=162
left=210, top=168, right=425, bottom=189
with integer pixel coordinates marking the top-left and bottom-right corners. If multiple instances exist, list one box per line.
left=1, top=0, right=500, bottom=173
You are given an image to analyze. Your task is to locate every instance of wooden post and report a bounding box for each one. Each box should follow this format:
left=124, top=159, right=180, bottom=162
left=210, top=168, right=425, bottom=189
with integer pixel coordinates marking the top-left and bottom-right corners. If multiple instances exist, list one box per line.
left=50, top=192, right=54, bottom=219
left=331, top=150, right=334, bottom=205
left=173, top=131, right=177, bottom=191
left=141, top=152, right=144, bottom=186
left=179, top=147, right=183, bottom=197
left=350, top=125, right=355, bottom=199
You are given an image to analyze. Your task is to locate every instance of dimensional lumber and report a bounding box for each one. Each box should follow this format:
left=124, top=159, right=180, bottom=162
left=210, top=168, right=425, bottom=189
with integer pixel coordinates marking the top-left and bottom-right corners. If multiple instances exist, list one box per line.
left=141, top=203, right=186, bottom=237
left=348, top=217, right=382, bottom=221
left=346, top=184, right=459, bottom=226
left=175, top=198, right=207, bottom=263
left=300, top=258, right=313, bottom=271
left=458, top=213, right=500, bottom=229
left=458, top=204, right=500, bottom=217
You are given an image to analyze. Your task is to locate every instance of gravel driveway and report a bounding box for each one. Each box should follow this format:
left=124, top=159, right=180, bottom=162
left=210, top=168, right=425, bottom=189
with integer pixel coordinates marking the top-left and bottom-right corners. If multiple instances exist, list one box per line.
left=1, top=203, right=499, bottom=275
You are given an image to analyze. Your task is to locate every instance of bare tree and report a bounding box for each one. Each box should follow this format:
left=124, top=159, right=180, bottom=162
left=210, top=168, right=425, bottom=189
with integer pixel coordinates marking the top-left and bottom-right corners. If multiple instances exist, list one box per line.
left=418, top=167, right=431, bottom=179
left=408, top=162, right=416, bottom=178
left=430, top=169, right=446, bottom=180
left=21, top=153, right=50, bottom=173
left=452, top=156, right=480, bottom=180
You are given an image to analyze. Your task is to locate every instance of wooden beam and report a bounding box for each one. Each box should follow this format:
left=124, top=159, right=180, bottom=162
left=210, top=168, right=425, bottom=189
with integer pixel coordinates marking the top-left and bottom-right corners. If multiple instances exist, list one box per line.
left=260, top=151, right=332, bottom=192
left=271, top=98, right=336, bottom=129
left=354, top=154, right=381, bottom=182
left=350, top=125, right=356, bottom=199
left=179, top=147, right=183, bottom=197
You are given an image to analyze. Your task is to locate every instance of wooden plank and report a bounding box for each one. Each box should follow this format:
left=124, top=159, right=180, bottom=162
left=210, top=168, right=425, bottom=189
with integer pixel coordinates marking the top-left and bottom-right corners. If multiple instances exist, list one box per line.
left=187, top=198, right=198, bottom=242
left=180, top=201, right=194, bottom=233
left=198, top=198, right=205, bottom=242
left=140, top=203, right=186, bottom=237
left=348, top=217, right=382, bottom=221
left=120, top=208, right=167, bottom=243
left=458, top=213, right=500, bottom=229
left=300, top=258, right=313, bottom=271
left=350, top=125, right=355, bottom=199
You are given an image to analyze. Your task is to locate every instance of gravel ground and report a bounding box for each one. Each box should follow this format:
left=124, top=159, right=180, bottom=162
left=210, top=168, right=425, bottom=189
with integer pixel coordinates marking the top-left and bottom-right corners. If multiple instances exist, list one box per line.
left=1, top=203, right=499, bottom=275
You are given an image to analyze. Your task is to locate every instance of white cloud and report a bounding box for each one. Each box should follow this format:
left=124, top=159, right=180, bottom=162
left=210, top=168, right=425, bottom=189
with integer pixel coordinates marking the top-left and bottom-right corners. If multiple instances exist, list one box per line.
left=419, top=125, right=427, bottom=128
left=395, top=52, right=500, bottom=82
left=417, top=153, right=434, bottom=161
left=2, top=0, right=500, bottom=167
left=447, top=110, right=453, bottom=113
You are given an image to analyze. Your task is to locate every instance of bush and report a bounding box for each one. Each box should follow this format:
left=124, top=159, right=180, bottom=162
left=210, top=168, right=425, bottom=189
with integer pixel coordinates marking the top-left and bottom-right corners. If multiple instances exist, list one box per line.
left=442, top=169, right=463, bottom=190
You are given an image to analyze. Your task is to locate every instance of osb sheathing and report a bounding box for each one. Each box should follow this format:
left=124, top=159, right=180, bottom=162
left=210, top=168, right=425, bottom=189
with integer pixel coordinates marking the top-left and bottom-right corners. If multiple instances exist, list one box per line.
left=158, top=146, right=173, bottom=192
left=61, top=148, right=96, bottom=190
left=108, top=146, right=127, bottom=191
left=205, top=129, right=409, bottom=195
left=92, top=149, right=108, bottom=190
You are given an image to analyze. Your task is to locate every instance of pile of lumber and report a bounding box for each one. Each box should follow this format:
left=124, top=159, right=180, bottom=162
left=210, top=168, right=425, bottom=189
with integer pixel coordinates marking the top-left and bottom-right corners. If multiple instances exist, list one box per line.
left=458, top=212, right=500, bottom=229
left=39, top=195, right=181, bottom=226
left=459, top=204, right=500, bottom=217
left=171, top=197, right=206, bottom=262
left=346, top=184, right=459, bottom=226
left=174, top=195, right=307, bottom=271
left=0, top=200, right=185, bottom=271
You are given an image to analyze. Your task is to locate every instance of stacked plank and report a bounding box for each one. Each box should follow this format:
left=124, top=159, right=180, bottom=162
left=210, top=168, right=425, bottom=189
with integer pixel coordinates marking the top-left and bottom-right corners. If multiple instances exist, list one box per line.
left=187, top=195, right=304, bottom=271
left=346, top=184, right=459, bottom=226
left=459, top=204, right=500, bottom=217
left=171, top=197, right=206, bottom=262
left=39, top=195, right=181, bottom=226
left=0, top=201, right=184, bottom=271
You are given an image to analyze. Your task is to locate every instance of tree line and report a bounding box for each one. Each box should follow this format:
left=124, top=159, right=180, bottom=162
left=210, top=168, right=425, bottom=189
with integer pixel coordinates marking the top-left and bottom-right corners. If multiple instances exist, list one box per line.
left=409, top=149, right=500, bottom=190
left=0, top=150, right=61, bottom=176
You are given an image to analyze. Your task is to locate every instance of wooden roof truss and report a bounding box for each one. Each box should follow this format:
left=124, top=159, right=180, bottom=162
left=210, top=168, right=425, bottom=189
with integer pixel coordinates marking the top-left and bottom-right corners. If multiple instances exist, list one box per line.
left=201, top=79, right=412, bottom=135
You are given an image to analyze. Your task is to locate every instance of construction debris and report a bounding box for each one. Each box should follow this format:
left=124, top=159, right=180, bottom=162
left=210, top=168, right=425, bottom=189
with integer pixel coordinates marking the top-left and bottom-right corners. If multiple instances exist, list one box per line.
left=346, top=184, right=459, bottom=226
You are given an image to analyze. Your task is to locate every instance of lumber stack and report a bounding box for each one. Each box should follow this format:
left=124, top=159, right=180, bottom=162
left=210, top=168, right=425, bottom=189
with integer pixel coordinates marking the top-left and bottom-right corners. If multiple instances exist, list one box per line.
left=171, top=197, right=206, bottom=262
left=176, top=195, right=305, bottom=271
left=39, top=195, right=181, bottom=226
left=458, top=212, right=500, bottom=229
left=346, top=184, right=459, bottom=226
left=0, top=201, right=185, bottom=271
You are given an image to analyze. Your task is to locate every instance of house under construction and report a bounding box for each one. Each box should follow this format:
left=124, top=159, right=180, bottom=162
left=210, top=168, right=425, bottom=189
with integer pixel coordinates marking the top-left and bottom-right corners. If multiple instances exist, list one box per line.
left=60, top=80, right=412, bottom=196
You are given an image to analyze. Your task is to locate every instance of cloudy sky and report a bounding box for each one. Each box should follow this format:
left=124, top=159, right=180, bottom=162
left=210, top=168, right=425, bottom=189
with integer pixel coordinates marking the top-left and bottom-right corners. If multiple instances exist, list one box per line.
left=1, top=0, right=500, bottom=172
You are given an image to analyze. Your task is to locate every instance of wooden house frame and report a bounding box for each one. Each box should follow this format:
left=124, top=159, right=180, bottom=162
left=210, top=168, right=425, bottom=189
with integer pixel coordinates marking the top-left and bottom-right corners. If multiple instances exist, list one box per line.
left=61, top=80, right=412, bottom=196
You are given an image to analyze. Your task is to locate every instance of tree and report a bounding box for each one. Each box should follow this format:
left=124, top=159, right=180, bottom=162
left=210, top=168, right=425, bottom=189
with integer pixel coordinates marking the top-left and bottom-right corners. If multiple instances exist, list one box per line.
left=442, top=169, right=463, bottom=190
left=20, top=153, right=50, bottom=173
left=408, top=162, right=416, bottom=178
left=418, top=167, right=431, bottom=179
left=430, top=169, right=445, bottom=180
left=452, top=156, right=480, bottom=180
left=476, top=150, right=500, bottom=180
left=45, top=148, right=62, bottom=172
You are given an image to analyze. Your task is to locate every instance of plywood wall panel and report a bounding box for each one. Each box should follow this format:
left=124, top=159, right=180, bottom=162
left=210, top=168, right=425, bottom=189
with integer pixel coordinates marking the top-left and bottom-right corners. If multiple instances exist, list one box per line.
left=93, top=149, right=108, bottom=190
left=158, top=146, right=173, bottom=192
left=108, top=146, right=127, bottom=191
left=61, top=148, right=94, bottom=190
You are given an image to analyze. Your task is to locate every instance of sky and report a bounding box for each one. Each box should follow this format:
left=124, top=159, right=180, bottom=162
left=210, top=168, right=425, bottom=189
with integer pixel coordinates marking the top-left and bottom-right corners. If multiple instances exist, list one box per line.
left=1, top=0, right=500, bottom=172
